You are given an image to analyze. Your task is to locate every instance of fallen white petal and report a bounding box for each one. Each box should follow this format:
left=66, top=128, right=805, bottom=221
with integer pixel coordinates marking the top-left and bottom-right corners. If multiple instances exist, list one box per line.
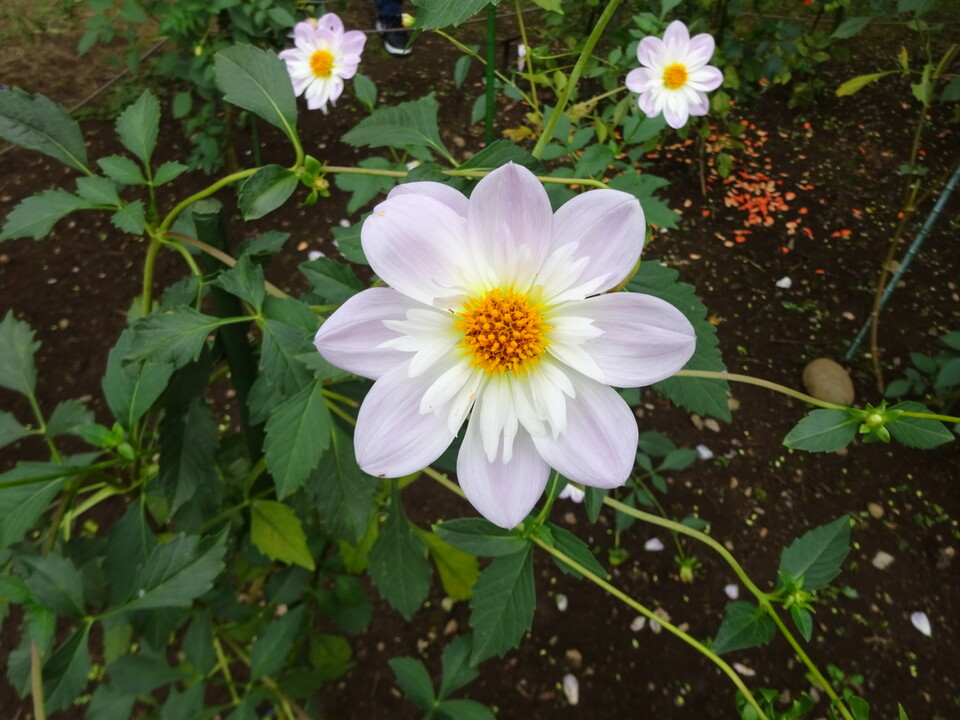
left=644, top=538, right=665, bottom=552
left=910, top=611, right=932, bottom=637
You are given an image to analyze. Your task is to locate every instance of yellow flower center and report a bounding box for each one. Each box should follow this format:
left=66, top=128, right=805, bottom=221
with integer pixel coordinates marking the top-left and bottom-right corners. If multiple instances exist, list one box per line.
left=456, top=289, right=548, bottom=375
left=663, top=63, right=688, bottom=89
left=310, top=49, right=335, bottom=78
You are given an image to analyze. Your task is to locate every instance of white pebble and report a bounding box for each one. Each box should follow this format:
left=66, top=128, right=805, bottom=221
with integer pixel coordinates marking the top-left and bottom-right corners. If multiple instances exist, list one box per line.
left=338, top=218, right=351, bottom=227
left=872, top=551, right=895, bottom=570
left=733, top=662, right=756, bottom=677
left=724, top=584, right=740, bottom=600
left=696, top=444, right=714, bottom=460
left=630, top=616, right=646, bottom=632
left=910, top=611, right=932, bottom=637
left=775, top=276, right=792, bottom=289
left=307, top=250, right=323, bottom=261
left=644, top=538, right=665, bottom=552
left=555, top=593, right=569, bottom=612
left=562, top=674, right=580, bottom=705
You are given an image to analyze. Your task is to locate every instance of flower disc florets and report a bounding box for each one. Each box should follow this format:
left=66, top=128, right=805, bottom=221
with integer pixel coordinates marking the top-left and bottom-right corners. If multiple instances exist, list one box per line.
left=314, top=164, right=697, bottom=528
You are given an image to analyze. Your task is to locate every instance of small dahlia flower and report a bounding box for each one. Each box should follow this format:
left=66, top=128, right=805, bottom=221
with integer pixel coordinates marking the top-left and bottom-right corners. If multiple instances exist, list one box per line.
left=314, top=164, right=696, bottom=528
left=279, top=14, right=366, bottom=113
left=625, top=20, right=722, bottom=129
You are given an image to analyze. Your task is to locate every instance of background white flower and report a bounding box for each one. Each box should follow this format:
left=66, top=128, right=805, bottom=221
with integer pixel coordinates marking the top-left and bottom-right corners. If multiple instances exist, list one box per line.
left=279, top=14, right=366, bottom=113
left=625, top=20, right=723, bottom=129
left=314, top=164, right=696, bottom=528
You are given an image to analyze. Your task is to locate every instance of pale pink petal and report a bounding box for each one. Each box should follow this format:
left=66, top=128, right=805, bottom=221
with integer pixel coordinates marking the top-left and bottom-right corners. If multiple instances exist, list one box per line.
left=544, top=189, right=645, bottom=298
left=314, top=287, right=420, bottom=380
left=362, top=194, right=471, bottom=306
left=467, top=163, right=554, bottom=279
left=625, top=67, right=652, bottom=93
left=663, top=93, right=690, bottom=129
left=293, top=22, right=320, bottom=44
left=355, top=362, right=456, bottom=477
left=686, top=33, right=716, bottom=68
left=341, top=30, right=367, bottom=56
left=636, top=36, right=663, bottom=68
left=458, top=418, right=550, bottom=529
left=575, top=292, right=696, bottom=387
left=316, top=12, right=343, bottom=34
left=532, top=373, right=637, bottom=489
left=637, top=90, right=660, bottom=118
left=662, top=20, right=690, bottom=57
left=688, top=91, right=711, bottom=117
left=388, top=181, right=469, bottom=218
left=688, top=65, right=723, bottom=92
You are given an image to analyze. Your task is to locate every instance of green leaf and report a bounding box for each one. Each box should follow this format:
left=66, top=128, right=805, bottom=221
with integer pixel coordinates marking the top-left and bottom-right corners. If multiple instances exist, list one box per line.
left=314, top=426, right=378, bottom=544
left=182, top=611, right=216, bottom=675
left=128, top=306, right=242, bottom=369
left=107, top=654, right=188, bottom=695
left=778, top=516, right=851, bottom=591
left=24, top=553, right=85, bottom=617
left=342, top=93, right=450, bottom=158
left=836, top=71, right=893, bottom=96
left=438, top=634, right=478, bottom=699
left=389, top=657, right=436, bottom=710
left=469, top=544, right=535, bottom=663
left=791, top=605, right=813, bottom=642
left=544, top=522, right=608, bottom=580
left=214, top=45, right=298, bottom=142
left=583, top=486, right=605, bottom=523
left=711, top=601, right=776, bottom=654
left=421, top=529, right=480, bottom=600
left=46, top=399, right=94, bottom=438
left=86, top=683, right=136, bottom=720
left=160, top=683, right=205, bottom=720
left=0, top=462, right=68, bottom=553
left=629, top=262, right=730, bottom=420
left=111, top=201, right=146, bottom=235
left=264, top=381, right=332, bottom=497
left=831, top=17, right=873, bottom=39
left=459, top=140, right=546, bottom=173
left=434, top=517, right=530, bottom=557
left=659, top=448, right=698, bottom=471
left=0, top=410, right=30, bottom=450
left=333, top=157, right=396, bottom=213
left=887, top=402, right=954, bottom=449
left=300, top=257, right=364, bottom=304
left=97, top=155, right=146, bottom=184
left=158, top=396, right=218, bottom=515
left=238, top=164, right=299, bottom=220
left=0, top=312, right=39, bottom=394
left=783, top=409, right=859, bottom=452
left=153, top=161, right=189, bottom=186
left=103, top=328, right=175, bottom=429
left=213, top=254, right=265, bottom=312
left=251, top=499, right=316, bottom=570
left=352, top=72, right=378, bottom=108
left=42, top=624, right=91, bottom=712
left=437, top=699, right=496, bottom=720
left=259, top=319, right=313, bottom=396
left=76, top=175, right=121, bottom=206
left=250, top=604, right=306, bottom=679
left=454, top=55, right=472, bottom=89
left=0, top=89, right=90, bottom=172
left=1, top=188, right=93, bottom=241
left=310, top=633, right=354, bottom=681
left=115, top=90, right=160, bottom=166
left=104, top=504, right=157, bottom=602
left=122, top=531, right=228, bottom=611
left=411, top=0, right=496, bottom=28
left=368, top=485, right=433, bottom=620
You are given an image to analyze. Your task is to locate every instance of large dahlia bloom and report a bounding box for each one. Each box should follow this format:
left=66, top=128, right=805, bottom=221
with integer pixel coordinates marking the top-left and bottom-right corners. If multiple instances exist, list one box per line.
left=279, top=14, right=366, bottom=113
left=625, top=20, right=723, bottom=129
left=314, top=164, right=696, bottom=528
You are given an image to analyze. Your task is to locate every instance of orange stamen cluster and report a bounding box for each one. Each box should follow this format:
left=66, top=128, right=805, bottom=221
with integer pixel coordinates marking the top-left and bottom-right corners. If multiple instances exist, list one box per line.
left=310, top=49, right=334, bottom=78
left=457, top=289, right=548, bottom=374
left=663, top=63, right=688, bottom=89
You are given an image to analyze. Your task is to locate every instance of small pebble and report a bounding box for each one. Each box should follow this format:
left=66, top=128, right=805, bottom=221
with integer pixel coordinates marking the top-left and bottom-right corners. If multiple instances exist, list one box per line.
left=564, top=649, right=583, bottom=670
left=338, top=218, right=351, bottom=227
left=704, top=418, right=721, bottom=432
left=630, top=616, right=646, bottom=632
left=307, top=250, right=323, bottom=261
left=696, top=444, right=714, bottom=461
left=872, top=551, right=895, bottom=570
left=443, top=619, right=458, bottom=636
left=910, top=611, right=932, bottom=637
left=555, top=594, right=569, bottom=612
left=867, top=502, right=884, bottom=519
left=690, top=414, right=704, bottom=430
left=562, top=674, right=579, bottom=705
left=724, top=584, right=740, bottom=600
left=644, top=538, right=665, bottom=552
left=733, top=662, right=756, bottom=677
left=775, top=276, right=792, bottom=289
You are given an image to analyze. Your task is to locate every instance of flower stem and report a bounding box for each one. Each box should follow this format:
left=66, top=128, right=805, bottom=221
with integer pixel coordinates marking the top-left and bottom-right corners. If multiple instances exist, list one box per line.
left=531, top=534, right=771, bottom=720
left=602, top=496, right=855, bottom=720
left=157, top=168, right=259, bottom=237
left=31, top=643, right=46, bottom=720
left=531, top=0, right=622, bottom=158
left=167, top=233, right=289, bottom=298
left=321, top=165, right=608, bottom=189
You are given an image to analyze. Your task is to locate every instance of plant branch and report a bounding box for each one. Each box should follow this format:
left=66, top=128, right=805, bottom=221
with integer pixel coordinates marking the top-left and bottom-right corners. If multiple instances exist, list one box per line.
left=167, top=233, right=289, bottom=298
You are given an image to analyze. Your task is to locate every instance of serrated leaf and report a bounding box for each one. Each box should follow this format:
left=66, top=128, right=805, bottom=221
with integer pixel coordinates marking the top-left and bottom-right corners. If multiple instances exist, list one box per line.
left=437, top=699, right=496, bottom=720
left=0, top=462, right=70, bottom=553
left=887, top=401, right=954, bottom=449
left=158, top=396, right=217, bottom=515
left=259, top=319, right=313, bottom=396
left=352, top=72, right=377, bottom=108
left=160, top=683, right=205, bottom=720
left=182, top=611, right=216, bottom=675
left=213, top=254, right=265, bottom=312
left=791, top=605, right=813, bottom=642
left=122, top=531, right=227, bottom=611
left=434, top=517, right=530, bottom=557
left=438, top=634, right=478, bottom=699
left=342, top=93, right=449, bottom=157
left=153, top=161, right=189, bottom=185
left=116, top=90, right=160, bottom=166
left=459, top=140, right=546, bottom=173
left=251, top=499, right=316, bottom=570
left=779, top=516, right=851, bottom=591
left=128, top=306, right=242, bottom=369
left=0, top=410, right=30, bottom=449
left=368, top=485, right=432, bottom=620
left=831, top=17, right=873, bottom=39
left=629, top=262, right=730, bottom=420
left=97, top=155, right=146, bottom=184
left=412, top=0, right=498, bottom=29
left=0, top=189, right=92, bottom=241
left=103, top=328, right=175, bottom=429
left=544, top=522, right=608, bottom=580
left=421, top=529, right=480, bottom=600
left=0, top=89, right=90, bottom=172
left=389, top=657, right=436, bottom=710
left=314, top=426, right=378, bottom=544
left=42, top=624, right=91, bottom=712
left=712, top=601, right=776, bottom=654
left=45, top=399, right=94, bottom=438
left=107, top=654, right=188, bottom=695
left=24, top=553, right=86, bottom=617
left=76, top=175, right=121, bottom=206
left=264, top=381, right=332, bottom=497
left=469, top=544, right=535, bottom=663
left=333, top=157, right=396, bottom=213
left=300, top=257, right=364, bottom=304
left=0, top=312, right=38, bottom=396
left=86, top=683, right=136, bottom=720
left=250, top=604, right=305, bottom=679
left=238, top=164, right=299, bottom=220
left=783, top=409, right=859, bottom=452
left=214, top=44, right=298, bottom=142
left=111, top=201, right=146, bottom=234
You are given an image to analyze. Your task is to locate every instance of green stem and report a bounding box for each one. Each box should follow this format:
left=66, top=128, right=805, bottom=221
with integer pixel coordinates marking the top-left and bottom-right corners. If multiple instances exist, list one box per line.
left=602, top=496, right=855, bottom=720
left=212, top=636, right=241, bottom=705
left=433, top=30, right=537, bottom=110
left=157, top=168, right=259, bottom=237
left=31, top=643, right=47, bottom=720
left=168, top=237, right=203, bottom=279
left=141, top=236, right=162, bottom=314
left=26, top=391, right=61, bottom=462
left=529, top=471, right=561, bottom=529
left=514, top=0, right=540, bottom=116
left=531, top=0, right=622, bottom=158
left=322, top=389, right=360, bottom=408
left=321, top=165, right=608, bottom=189
left=531, top=534, right=771, bottom=720
left=484, top=4, right=497, bottom=145
left=167, top=233, right=289, bottom=298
